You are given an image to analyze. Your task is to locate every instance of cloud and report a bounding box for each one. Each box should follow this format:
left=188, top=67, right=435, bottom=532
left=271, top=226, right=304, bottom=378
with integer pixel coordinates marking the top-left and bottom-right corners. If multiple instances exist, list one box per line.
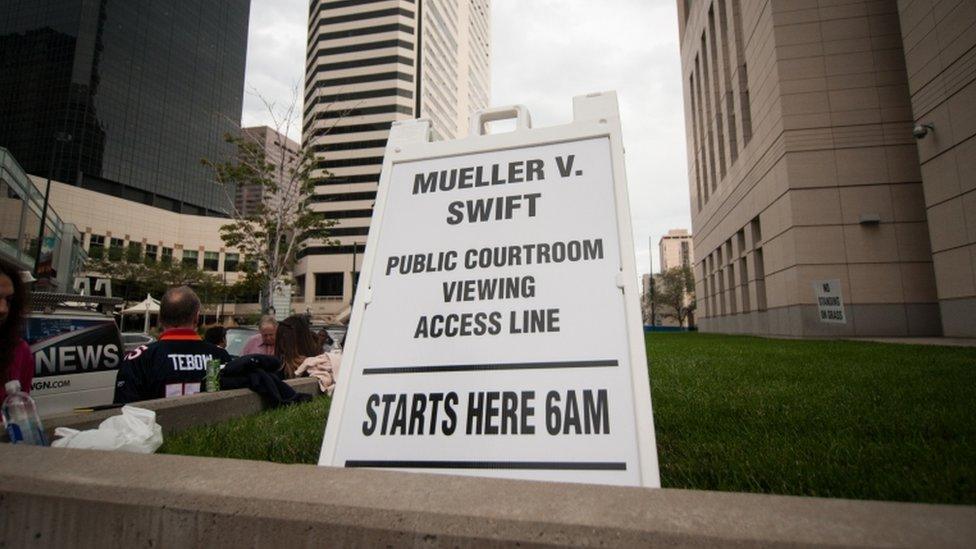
left=490, top=1, right=692, bottom=275
left=244, top=0, right=693, bottom=274
left=241, top=0, right=308, bottom=140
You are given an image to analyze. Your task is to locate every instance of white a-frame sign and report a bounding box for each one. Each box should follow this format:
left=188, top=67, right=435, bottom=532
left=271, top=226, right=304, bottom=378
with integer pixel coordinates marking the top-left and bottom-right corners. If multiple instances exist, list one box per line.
left=319, top=92, right=660, bottom=487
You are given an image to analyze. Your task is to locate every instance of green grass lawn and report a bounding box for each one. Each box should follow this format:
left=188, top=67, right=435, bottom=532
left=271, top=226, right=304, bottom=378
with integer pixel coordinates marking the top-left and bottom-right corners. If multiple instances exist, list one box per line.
left=160, top=333, right=976, bottom=504
left=648, top=333, right=975, bottom=505
left=159, top=394, right=331, bottom=464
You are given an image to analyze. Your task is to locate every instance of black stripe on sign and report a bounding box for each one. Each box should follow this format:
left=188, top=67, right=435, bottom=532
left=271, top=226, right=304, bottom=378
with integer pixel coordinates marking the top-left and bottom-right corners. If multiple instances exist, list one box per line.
left=361, top=359, right=618, bottom=375
left=345, top=460, right=627, bottom=471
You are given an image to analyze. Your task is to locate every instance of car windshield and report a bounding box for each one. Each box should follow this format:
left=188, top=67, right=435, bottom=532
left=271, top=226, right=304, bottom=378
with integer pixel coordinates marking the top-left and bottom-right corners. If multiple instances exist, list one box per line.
left=225, top=328, right=257, bottom=357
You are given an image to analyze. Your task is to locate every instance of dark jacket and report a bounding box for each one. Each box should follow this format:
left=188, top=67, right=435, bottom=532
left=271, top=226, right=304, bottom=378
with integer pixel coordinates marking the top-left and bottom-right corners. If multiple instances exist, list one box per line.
left=221, top=354, right=312, bottom=407
left=114, top=328, right=231, bottom=404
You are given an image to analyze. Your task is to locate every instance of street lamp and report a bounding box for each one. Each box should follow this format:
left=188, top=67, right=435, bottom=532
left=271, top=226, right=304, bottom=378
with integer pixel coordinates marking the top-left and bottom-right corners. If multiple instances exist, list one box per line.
left=350, top=241, right=359, bottom=306
left=33, top=131, right=73, bottom=276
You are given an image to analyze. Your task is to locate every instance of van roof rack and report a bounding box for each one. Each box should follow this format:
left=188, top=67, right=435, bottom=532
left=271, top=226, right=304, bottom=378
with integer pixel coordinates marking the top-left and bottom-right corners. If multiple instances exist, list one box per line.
left=32, top=292, right=124, bottom=310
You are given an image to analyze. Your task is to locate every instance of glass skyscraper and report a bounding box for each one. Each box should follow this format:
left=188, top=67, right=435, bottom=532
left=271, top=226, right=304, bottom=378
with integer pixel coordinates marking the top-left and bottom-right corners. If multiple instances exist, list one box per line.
left=0, top=0, right=250, bottom=216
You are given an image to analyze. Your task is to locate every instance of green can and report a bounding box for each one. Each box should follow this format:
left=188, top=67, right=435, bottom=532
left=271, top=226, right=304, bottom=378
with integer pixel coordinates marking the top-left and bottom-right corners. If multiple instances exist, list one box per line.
left=206, top=359, right=221, bottom=392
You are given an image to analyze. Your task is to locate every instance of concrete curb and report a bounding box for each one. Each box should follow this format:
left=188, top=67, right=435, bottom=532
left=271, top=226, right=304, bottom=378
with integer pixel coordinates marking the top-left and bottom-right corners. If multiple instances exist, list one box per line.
left=1, top=444, right=973, bottom=547
left=35, top=377, right=322, bottom=440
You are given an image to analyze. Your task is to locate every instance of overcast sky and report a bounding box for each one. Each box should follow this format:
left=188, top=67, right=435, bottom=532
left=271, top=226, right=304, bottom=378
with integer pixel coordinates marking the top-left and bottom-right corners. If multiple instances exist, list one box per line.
left=242, top=0, right=691, bottom=276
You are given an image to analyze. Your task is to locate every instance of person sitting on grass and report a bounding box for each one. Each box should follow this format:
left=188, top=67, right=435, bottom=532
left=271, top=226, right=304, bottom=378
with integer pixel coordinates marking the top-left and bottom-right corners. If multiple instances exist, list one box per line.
left=274, top=315, right=322, bottom=379
left=114, top=286, right=231, bottom=403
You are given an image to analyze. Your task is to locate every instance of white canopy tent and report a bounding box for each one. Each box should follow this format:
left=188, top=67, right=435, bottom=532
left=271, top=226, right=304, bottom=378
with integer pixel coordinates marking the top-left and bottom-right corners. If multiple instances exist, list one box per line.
left=122, top=294, right=160, bottom=333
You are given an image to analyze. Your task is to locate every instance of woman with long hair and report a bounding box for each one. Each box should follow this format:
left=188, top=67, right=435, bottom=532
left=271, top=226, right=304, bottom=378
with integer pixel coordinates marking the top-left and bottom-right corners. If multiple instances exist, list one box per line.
left=274, top=315, right=321, bottom=378
left=0, top=259, right=33, bottom=401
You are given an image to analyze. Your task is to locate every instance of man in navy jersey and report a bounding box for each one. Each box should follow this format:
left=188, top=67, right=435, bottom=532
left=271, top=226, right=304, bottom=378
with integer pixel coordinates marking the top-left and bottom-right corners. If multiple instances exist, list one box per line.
left=114, top=286, right=231, bottom=404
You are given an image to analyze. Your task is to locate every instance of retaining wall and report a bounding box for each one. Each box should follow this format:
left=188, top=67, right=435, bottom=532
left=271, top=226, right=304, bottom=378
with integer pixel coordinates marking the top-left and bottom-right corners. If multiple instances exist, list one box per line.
left=1, top=444, right=973, bottom=547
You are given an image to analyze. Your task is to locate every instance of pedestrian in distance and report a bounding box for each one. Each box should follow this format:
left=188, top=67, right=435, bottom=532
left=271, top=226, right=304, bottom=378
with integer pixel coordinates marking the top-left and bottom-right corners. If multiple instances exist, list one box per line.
left=0, top=258, right=33, bottom=402
left=242, top=315, right=277, bottom=356
left=114, top=286, right=231, bottom=404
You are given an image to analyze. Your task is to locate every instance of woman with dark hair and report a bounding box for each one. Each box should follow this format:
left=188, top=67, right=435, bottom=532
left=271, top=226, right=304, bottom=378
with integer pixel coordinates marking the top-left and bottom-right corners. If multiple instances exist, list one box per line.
left=274, top=315, right=321, bottom=378
left=0, top=259, right=33, bottom=402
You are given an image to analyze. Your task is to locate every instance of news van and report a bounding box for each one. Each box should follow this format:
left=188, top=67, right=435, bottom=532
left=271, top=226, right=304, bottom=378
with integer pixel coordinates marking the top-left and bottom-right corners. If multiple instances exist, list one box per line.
left=23, top=293, right=125, bottom=417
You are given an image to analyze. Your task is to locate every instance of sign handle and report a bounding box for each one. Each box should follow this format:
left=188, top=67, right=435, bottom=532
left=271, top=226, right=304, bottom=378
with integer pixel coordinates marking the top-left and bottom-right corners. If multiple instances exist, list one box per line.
left=468, top=105, right=532, bottom=137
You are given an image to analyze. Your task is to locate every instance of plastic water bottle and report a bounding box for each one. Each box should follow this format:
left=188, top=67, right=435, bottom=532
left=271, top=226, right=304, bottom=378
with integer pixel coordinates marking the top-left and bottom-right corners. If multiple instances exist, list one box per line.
left=2, top=380, right=47, bottom=445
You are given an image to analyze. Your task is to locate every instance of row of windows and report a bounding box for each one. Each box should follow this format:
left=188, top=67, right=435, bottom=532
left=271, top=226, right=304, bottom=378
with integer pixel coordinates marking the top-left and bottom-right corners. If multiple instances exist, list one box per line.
left=310, top=54, right=413, bottom=76
left=312, top=138, right=388, bottom=153
left=311, top=120, right=393, bottom=137
left=312, top=7, right=414, bottom=30
left=328, top=226, right=371, bottom=236
left=307, top=23, right=414, bottom=53
left=305, top=87, right=412, bottom=119
left=315, top=104, right=412, bottom=122
left=317, top=209, right=374, bottom=220
left=309, top=0, right=415, bottom=19
left=312, top=70, right=413, bottom=90
left=317, top=173, right=381, bottom=186
left=306, top=71, right=414, bottom=105
left=86, top=234, right=242, bottom=272
left=310, top=190, right=377, bottom=203
left=688, top=0, right=753, bottom=212
left=299, top=243, right=367, bottom=259
left=317, top=156, right=384, bottom=169
left=305, top=39, right=413, bottom=73
left=700, top=217, right=764, bottom=318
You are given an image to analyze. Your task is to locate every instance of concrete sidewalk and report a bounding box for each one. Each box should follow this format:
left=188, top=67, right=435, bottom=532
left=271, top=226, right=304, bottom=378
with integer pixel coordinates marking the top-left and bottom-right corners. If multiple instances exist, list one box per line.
left=846, top=337, right=976, bottom=348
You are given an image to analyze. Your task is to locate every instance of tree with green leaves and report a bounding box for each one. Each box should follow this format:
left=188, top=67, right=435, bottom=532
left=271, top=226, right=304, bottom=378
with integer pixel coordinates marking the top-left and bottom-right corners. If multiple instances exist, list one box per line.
left=658, top=266, right=696, bottom=328
left=642, top=275, right=658, bottom=325
left=202, top=92, right=340, bottom=311
left=85, top=256, right=224, bottom=302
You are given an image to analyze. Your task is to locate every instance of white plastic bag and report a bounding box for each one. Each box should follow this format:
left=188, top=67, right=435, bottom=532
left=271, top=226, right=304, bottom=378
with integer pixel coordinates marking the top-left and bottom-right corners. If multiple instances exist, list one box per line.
left=51, top=405, right=163, bottom=453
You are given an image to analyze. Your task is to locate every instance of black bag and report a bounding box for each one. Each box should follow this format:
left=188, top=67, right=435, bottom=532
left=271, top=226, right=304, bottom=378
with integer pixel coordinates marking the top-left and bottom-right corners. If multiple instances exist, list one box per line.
left=221, top=354, right=312, bottom=407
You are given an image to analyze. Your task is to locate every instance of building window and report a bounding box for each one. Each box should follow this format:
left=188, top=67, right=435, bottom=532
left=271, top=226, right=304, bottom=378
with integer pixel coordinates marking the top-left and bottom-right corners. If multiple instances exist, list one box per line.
left=145, top=244, right=158, bottom=264
left=125, top=242, right=142, bottom=263
left=750, top=216, right=762, bottom=245
left=294, top=275, right=305, bottom=299
left=739, top=257, right=750, bottom=312
left=161, top=247, right=173, bottom=264
left=224, top=253, right=239, bottom=272
left=244, top=255, right=258, bottom=272
left=754, top=248, right=767, bottom=312
left=88, top=234, right=105, bottom=259
left=314, top=272, right=344, bottom=301
left=203, top=251, right=219, bottom=271
left=108, top=238, right=125, bottom=261
left=181, top=250, right=198, bottom=268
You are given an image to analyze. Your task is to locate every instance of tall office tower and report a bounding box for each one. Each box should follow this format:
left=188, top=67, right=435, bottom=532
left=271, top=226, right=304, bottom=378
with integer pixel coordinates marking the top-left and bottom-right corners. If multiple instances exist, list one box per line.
left=0, top=0, right=250, bottom=216
left=658, top=229, right=694, bottom=272
left=299, top=0, right=491, bottom=319
left=677, top=0, right=976, bottom=338
left=235, top=126, right=301, bottom=217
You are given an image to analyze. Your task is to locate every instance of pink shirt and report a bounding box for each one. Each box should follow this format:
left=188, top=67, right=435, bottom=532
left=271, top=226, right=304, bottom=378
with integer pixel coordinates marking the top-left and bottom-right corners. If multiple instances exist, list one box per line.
left=1, top=339, right=34, bottom=401
left=241, top=333, right=275, bottom=356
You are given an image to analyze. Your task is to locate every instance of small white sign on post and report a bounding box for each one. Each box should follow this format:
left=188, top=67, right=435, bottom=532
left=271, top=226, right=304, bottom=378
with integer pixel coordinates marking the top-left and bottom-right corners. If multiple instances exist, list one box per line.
left=814, top=279, right=846, bottom=324
left=271, top=280, right=291, bottom=322
left=319, top=92, right=660, bottom=488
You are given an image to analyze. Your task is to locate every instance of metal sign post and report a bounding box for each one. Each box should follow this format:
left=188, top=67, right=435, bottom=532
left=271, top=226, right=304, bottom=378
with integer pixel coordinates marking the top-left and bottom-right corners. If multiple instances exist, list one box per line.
left=319, top=92, right=660, bottom=487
